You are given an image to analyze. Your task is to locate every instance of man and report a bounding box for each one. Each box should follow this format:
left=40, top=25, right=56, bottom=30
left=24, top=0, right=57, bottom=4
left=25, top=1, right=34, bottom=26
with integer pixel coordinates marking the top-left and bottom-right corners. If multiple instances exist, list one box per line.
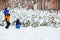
left=3, top=8, right=10, bottom=29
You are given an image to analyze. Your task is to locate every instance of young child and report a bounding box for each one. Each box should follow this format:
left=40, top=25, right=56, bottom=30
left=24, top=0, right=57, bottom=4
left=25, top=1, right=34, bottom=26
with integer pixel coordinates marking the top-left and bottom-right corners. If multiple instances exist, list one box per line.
left=13, top=19, right=21, bottom=29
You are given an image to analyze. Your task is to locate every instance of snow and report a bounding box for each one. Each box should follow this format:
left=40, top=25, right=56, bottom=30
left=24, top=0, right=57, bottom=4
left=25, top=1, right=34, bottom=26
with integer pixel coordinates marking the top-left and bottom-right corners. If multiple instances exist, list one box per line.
left=0, top=7, right=60, bottom=40
left=0, top=26, right=60, bottom=40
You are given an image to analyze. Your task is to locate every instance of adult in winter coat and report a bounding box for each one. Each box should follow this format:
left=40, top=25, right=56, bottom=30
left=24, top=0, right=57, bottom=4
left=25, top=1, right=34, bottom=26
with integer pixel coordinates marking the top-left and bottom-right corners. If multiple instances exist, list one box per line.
left=3, top=8, right=11, bottom=29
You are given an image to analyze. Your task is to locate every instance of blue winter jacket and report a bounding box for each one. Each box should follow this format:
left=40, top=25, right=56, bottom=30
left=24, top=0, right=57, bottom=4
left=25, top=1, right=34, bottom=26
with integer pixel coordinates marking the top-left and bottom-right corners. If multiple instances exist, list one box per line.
left=4, top=8, right=9, bottom=16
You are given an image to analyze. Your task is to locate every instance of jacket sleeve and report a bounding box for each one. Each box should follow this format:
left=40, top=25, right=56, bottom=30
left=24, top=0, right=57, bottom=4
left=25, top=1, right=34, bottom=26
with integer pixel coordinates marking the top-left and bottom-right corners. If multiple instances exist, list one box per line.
left=19, top=22, right=21, bottom=25
left=13, top=21, right=16, bottom=23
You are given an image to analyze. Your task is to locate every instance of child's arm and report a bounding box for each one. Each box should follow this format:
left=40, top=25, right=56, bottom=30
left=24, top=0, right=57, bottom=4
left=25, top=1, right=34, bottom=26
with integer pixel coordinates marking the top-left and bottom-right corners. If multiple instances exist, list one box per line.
left=12, top=21, right=16, bottom=25
left=19, top=22, right=21, bottom=25
left=13, top=21, right=16, bottom=24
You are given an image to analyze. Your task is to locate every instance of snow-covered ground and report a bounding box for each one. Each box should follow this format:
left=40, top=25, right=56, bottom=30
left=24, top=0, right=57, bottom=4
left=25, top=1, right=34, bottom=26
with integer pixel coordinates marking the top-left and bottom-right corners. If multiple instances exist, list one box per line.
left=0, top=26, right=60, bottom=40
left=0, top=7, right=60, bottom=40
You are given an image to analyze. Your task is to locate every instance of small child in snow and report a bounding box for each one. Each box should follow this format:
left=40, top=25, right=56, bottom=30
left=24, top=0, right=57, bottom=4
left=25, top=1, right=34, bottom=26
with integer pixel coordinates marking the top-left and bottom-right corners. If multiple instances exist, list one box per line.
left=13, top=19, right=21, bottom=29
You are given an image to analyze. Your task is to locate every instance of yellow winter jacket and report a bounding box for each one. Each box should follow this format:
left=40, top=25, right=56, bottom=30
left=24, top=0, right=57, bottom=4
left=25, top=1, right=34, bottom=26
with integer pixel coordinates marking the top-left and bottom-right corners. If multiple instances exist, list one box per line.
left=5, top=14, right=10, bottom=21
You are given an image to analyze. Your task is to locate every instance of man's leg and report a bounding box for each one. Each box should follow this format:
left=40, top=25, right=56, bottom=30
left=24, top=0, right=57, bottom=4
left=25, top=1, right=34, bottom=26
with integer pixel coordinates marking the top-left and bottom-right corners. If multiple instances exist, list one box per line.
left=5, top=21, right=10, bottom=29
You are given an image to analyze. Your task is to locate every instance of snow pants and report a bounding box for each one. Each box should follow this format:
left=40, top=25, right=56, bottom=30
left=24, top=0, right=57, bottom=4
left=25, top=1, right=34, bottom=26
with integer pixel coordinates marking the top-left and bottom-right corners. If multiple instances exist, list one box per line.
left=16, top=25, right=21, bottom=29
left=5, top=21, right=10, bottom=29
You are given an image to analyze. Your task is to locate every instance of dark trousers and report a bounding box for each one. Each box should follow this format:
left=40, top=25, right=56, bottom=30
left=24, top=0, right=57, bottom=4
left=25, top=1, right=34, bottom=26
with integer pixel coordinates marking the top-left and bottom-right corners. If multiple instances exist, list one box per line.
left=5, top=21, right=10, bottom=29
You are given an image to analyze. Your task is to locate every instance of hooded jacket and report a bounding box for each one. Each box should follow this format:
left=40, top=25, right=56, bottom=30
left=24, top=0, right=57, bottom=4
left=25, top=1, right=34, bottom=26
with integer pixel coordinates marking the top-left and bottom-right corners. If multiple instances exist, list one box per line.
left=4, top=8, right=9, bottom=16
